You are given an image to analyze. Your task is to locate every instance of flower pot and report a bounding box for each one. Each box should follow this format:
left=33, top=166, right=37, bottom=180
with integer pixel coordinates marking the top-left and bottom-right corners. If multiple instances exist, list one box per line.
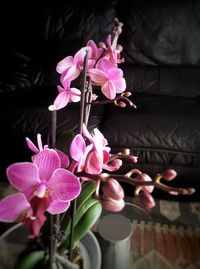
left=0, top=224, right=101, bottom=269
left=79, top=230, right=102, bottom=269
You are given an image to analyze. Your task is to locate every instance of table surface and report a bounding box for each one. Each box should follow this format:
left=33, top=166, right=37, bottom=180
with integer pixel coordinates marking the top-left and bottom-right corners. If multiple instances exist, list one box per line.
left=0, top=184, right=200, bottom=269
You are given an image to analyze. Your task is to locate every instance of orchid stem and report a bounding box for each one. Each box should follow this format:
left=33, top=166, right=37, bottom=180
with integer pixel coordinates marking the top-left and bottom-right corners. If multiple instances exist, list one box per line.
left=69, top=49, right=89, bottom=261
left=48, top=106, right=59, bottom=268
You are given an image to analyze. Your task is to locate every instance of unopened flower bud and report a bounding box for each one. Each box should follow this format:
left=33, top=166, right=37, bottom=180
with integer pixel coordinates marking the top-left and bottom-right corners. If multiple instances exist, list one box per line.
left=103, top=178, right=124, bottom=200
left=123, top=91, right=132, bottom=97
left=98, top=42, right=106, bottom=49
left=138, top=191, right=155, bottom=210
left=101, top=195, right=125, bottom=212
left=135, top=173, right=154, bottom=193
left=116, top=44, right=123, bottom=52
left=161, top=169, right=177, bottom=181
left=123, top=148, right=130, bottom=155
left=92, top=94, right=98, bottom=101
left=118, top=101, right=126, bottom=108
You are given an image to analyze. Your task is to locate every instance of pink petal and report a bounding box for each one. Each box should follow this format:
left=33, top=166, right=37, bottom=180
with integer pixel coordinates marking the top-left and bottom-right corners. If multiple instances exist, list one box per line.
left=114, top=78, right=126, bottom=93
left=55, top=149, right=69, bottom=168
left=77, top=143, right=93, bottom=172
left=47, top=194, right=70, bottom=214
left=33, top=149, right=61, bottom=183
left=88, top=69, right=107, bottom=85
left=70, top=88, right=81, bottom=102
left=54, top=91, right=70, bottom=110
left=85, top=152, right=102, bottom=174
left=101, top=80, right=116, bottom=99
left=56, top=56, right=74, bottom=74
left=7, top=163, right=40, bottom=191
left=106, top=34, right=112, bottom=47
left=48, top=169, right=81, bottom=201
left=87, top=59, right=96, bottom=70
left=70, top=134, right=86, bottom=161
left=103, top=159, right=122, bottom=171
left=57, top=85, right=65, bottom=93
left=87, top=40, right=97, bottom=56
left=61, top=80, right=71, bottom=89
left=0, top=193, right=30, bottom=222
left=26, top=137, right=39, bottom=153
left=96, top=58, right=115, bottom=73
left=61, top=64, right=80, bottom=83
left=37, top=134, right=43, bottom=151
left=107, top=67, right=123, bottom=81
left=82, top=123, right=93, bottom=141
left=93, top=128, right=108, bottom=146
left=74, top=48, right=86, bottom=64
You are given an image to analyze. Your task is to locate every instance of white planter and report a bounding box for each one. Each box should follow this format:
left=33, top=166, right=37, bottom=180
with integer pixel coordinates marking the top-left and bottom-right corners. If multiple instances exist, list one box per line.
left=0, top=224, right=101, bottom=269
left=79, top=230, right=102, bottom=269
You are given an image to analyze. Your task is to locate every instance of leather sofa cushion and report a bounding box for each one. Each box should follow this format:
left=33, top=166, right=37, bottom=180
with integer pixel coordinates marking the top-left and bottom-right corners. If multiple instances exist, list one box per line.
left=0, top=0, right=117, bottom=94
left=122, top=64, right=200, bottom=97
left=100, top=93, right=200, bottom=168
left=117, top=0, right=200, bottom=66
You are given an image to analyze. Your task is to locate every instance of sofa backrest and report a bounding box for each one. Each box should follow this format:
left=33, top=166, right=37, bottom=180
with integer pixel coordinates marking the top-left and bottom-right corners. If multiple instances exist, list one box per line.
left=0, top=0, right=200, bottom=98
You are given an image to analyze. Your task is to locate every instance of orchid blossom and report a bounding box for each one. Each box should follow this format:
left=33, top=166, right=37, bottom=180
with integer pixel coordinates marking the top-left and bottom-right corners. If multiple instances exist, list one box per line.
left=53, top=80, right=81, bottom=110
left=103, top=34, right=124, bottom=66
left=26, top=133, right=69, bottom=168
left=0, top=193, right=50, bottom=238
left=87, top=40, right=104, bottom=62
left=88, top=58, right=126, bottom=99
left=70, top=124, right=114, bottom=175
left=0, top=149, right=81, bottom=237
left=56, top=47, right=95, bottom=85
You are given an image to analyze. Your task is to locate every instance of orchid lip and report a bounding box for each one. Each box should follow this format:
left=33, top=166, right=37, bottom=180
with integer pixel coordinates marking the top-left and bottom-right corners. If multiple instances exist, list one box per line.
left=36, top=183, right=47, bottom=198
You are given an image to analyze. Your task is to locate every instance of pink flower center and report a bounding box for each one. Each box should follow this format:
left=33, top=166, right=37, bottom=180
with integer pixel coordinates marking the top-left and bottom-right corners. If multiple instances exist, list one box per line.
left=35, top=183, right=47, bottom=198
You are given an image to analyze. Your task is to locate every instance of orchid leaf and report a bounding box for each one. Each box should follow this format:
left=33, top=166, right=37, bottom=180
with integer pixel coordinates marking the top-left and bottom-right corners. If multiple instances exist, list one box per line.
left=15, top=250, right=45, bottom=269
left=56, top=130, right=75, bottom=156
left=65, top=197, right=99, bottom=239
left=76, top=182, right=97, bottom=209
left=72, top=201, right=102, bottom=246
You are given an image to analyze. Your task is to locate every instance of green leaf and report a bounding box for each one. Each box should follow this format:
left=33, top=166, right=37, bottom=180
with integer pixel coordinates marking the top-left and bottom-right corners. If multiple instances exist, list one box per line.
left=65, top=197, right=99, bottom=239
left=76, top=182, right=97, bottom=210
left=72, top=201, right=102, bottom=246
left=56, top=130, right=75, bottom=155
left=15, top=250, right=45, bottom=269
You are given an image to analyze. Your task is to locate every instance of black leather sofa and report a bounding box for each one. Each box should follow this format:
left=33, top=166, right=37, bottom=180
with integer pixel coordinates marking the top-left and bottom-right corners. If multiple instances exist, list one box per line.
left=0, top=0, right=200, bottom=201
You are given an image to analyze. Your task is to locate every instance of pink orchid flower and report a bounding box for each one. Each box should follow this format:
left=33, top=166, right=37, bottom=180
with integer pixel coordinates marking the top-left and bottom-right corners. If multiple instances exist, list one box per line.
left=86, top=40, right=104, bottom=62
left=53, top=80, right=81, bottom=110
left=88, top=58, right=126, bottom=99
left=70, top=124, right=110, bottom=174
left=103, top=35, right=124, bottom=66
left=26, top=134, right=69, bottom=168
left=56, top=47, right=95, bottom=84
left=6, top=149, right=81, bottom=215
left=0, top=193, right=50, bottom=238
